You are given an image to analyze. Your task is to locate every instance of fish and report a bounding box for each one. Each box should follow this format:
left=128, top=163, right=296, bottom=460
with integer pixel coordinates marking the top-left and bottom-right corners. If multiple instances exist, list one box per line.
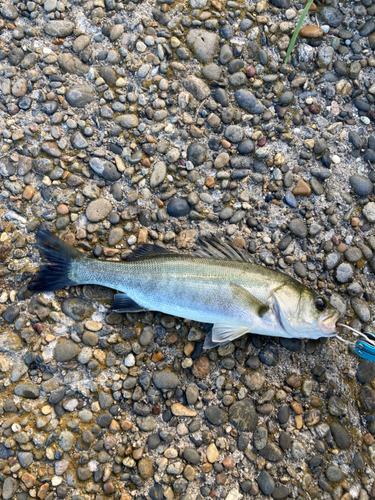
left=28, top=228, right=341, bottom=349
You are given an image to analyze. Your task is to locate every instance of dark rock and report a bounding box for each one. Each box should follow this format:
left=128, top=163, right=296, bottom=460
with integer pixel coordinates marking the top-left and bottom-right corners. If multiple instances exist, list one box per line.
left=330, top=421, right=350, bottom=449
left=89, top=157, right=121, bottom=182
left=259, top=343, right=279, bottom=366
left=360, top=385, right=375, bottom=411
left=187, top=143, right=207, bottom=166
left=229, top=399, right=258, bottom=432
left=167, top=198, right=190, bottom=218
left=14, top=383, right=40, bottom=399
left=289, top=219, right=308, bottom=238
left=320, top=7, right=344, bottom=27
left=350, top=175, right=373, bottom=196
left=257, top=471, right=275, bottom=495
left=54, top=339, right=80, bottom=362
left=205, top=405, right=226, bottom=426
left=259, top=443, right=283, bottom=462
left=235, top=89, right=265, bottom=114
left=3, top=305, right=20, bottom=323
left=357, top=359, right=375, bottom=383
left=62, top=297, right=93, bottom=321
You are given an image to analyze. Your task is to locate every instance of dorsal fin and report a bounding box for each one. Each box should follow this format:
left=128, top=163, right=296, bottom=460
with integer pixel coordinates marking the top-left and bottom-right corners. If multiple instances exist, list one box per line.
left=195, top=235, right=252, bottom=263
left=126, top=243, right=176, bottom=261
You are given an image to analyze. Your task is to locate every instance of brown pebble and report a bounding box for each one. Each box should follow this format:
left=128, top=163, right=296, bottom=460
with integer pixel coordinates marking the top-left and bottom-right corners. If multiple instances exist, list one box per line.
left=192, top=355, right=210, bottom=378
left=141, top=158, right=151, bottom=167
left=336, top=243, right=347, bottom=253
left=151, top=352, right=164, bottom=362
left=103, top=248, right=120, bottom=257
left=171, top=403, right=197, bottom=417
left=222, top=456, right=233, bottom=469
left=222, top=139, right=231, bottom=148
left=32, top=323, right=44, bottom=334
left=290, top=401, right=303, bottom=415
left=257, top=137, right=266, bottom=147
left=257, top=403, right=274, bottom=414
left=64, top=233, right=76, bottom=246
left=184, top=342, right=195, bottom=356
left=121, top=420, right=132, bottom=431
left=37, top=484, right=49, bottom=500
left=292, top=179, right=311, bottom=196
left=155, top=199, right=164, bottom=208
left=120, top=495, right=132, bottom=500
left=103, top=482, right=115, bottom=494
left=138, top=228, right=148, bottom=245
left=299, top=25, right=324, bottom=38
left=216, top=471, right=227, bottom=484
left=22, top=473, right=36, bottom=488
left=205, top=176, right=215, bottom=189
left=166, top=333, right=178, bottom=344
left=309, top=104, right=321, bottom=115
left=286, top=374, right=301, bottom=388
left=57, top=204, right=69, bottom=215
left=22, top=185, right=35, bottom=200
left=332, top=234, right=341, bottom=245
left=364, top=433, right=375, bottom=445
left=233, top=236, right=246, bottom=249
left=202, top=463, right=213, bottom=472
left=351, top=217, right=360, bottom=227
left=310, top=396, right=323, bottom=407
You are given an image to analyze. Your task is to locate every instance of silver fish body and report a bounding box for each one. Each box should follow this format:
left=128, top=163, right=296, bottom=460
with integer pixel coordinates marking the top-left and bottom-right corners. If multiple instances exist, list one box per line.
left=29, top=230, right=340, bottom=348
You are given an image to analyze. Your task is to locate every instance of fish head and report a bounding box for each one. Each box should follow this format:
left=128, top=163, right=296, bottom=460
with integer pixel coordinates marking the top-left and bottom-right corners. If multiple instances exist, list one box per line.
left=271, top=284, right=340, bottom=340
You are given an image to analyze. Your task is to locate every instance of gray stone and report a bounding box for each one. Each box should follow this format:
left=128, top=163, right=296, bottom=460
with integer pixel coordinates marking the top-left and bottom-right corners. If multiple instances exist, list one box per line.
left=58, top=53, right=89, bottom=76
left=205, top=405, right=226, bottom=426
left=89, top=157, right=121, bottom=181
left=330, top=422, right=350, bottom=450
left=314, top=138, right=328, bottom=156
left=44, top=0, right=57, bottom=12
left=99, top=391, right=114, bottom=410
left=137, top=416, right=156, bottom=432
left=229, top=72, right=247, bottom=86
left=328, top=396, right=347, bottom=417
left=186, top=385, right=199, bottom=405
left=289, top=219, right=307, bottom=238
left=54, top=339, right=80, bottom=362
left=65, top=85, right=96, bottom=107
left=71, top=131, right=88, bottom=149
left=202, top=64, right=222, bottom=80
left=326, top=465, right=343, bottom=482
left=108, top=227, right=124, bottom=246
left=14, top=383, right=40, bottom=399
left=220, top=45, right=233, bottom=64
left=58, top=431, right=74, bottom=451
left=167, top=198, right=190, bottom=218
left=320, top=7, right=344, bottom=28
left=44, top=21, right=75, bottom=37
left=114, top=114, right=139, bottom=128
left=224, top=125, right=244, bottom=143
left=318, top=46, right=335, bottom=66
left=291, top=441, right=307, bottom=459
left=229, top=399, right=258, bottom=431
left=351, top=297, right=371, bottom=322
left=235, top=89, right=265, bottom=114
left=259, top=443, right=283, bottom=462
left=153, top=371, right=179, bottom=390
left=357, top=359, right=375, bottom=383
left=187, top=143, right=207, bottom=166
left=2, top=305, right=20, bottom=323
left=150, top=161, right=166, bottom=188
left=349, top=175, right=373, bottom=196
left=363, top=202, right=375, bottom=222
left=2, top=478, right=18, bottom=500
left=183, top=447, right=200, bottom=465
left=18, top=452, right=33, bottom=468
left=183, top=76, right=210, bottom=101
left=100, top=66, right=117, bottom=84
left=336, top=263, right=353, bottom=283
left=186, top=29, right=219, bottom=63
left=257, top=471, right=275, bottom=495
left=86, top=198, right=112, bottom=222
left=253, top=426, right=268, bottom=450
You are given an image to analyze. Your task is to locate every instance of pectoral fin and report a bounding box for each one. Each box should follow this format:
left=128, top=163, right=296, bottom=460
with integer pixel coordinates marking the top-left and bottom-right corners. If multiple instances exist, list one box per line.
left=211, top=323, right=250, bottom=344
left=230, top=283, right=269, bottom=317
left=111, top=294, right=148, bottom=312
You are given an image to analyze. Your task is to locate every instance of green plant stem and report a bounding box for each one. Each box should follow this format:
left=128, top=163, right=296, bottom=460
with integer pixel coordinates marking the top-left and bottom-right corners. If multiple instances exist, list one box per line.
left=284, top=0, right=315, bottom=64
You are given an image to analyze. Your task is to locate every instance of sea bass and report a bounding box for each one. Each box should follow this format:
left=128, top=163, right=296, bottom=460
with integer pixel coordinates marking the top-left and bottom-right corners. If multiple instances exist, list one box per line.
left=28, top=229, right=340, bottom=349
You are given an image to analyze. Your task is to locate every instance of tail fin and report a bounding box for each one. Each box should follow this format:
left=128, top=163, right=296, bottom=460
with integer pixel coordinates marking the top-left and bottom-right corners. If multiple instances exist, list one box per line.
left=28, top=228, right=86, bottom=292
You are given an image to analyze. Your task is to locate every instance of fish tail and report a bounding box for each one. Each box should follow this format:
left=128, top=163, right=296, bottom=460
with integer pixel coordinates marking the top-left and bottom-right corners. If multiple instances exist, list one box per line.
left=28, top=228, right=86, bottom=292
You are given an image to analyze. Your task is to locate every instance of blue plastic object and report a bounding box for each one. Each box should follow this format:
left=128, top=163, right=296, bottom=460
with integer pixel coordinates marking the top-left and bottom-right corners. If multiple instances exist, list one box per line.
left=355, top=341, right=375, bottom=363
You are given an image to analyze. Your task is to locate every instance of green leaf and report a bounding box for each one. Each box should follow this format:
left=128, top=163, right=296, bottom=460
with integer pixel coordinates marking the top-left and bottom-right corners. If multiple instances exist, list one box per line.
left=284, top=0, right=316, bottom=64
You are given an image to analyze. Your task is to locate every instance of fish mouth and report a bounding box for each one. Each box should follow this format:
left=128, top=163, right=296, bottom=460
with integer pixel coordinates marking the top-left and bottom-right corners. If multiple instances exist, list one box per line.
left=320, top=311, right=341, bottom=335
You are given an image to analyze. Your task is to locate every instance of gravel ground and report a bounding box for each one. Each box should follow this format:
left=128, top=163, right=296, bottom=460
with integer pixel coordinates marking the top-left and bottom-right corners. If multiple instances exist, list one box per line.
left=1, top=0, right=375, bottom=499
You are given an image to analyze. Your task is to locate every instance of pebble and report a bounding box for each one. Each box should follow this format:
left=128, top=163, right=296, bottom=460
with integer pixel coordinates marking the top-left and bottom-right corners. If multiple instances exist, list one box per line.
left=89, top=158, right=121, bottom=181
left=167, top=198, right=190, bottom=218
left=54, top=339, right=80, bottom=362
left=205, top=406, right=226, bottom=426
left=86, top=199, right=112, bottom=222
left=235, top=89, right=265, bottom=114
left=229, top=399, right=258, bottom=431
left=153, top=371, right=179, bottom=390
left=350, top=175, right=373, bottom=196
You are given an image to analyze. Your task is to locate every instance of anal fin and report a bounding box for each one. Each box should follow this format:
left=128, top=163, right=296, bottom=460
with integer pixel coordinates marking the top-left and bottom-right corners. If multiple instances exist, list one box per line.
left=212, top=323, right=250, bottom=344
left=111, top=294, right=148, bottom=313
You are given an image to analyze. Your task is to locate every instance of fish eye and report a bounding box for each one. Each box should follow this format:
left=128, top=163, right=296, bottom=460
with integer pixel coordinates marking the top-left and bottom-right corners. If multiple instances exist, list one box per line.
left=315, top=297, right=326, bottom=311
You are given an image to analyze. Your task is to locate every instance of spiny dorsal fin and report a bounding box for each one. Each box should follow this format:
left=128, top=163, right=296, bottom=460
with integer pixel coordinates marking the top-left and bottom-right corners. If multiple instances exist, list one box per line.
left=195, top=235, right=253, bottom=263
left=126, top=243, right=176, bottom=261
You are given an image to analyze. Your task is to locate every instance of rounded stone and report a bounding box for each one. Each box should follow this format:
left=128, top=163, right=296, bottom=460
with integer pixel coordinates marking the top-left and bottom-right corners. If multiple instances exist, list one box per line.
left=257, top=470, right=275, bottom=496
left=229, top=399, right=258, bottom=431
left=289, top=219, right=308, bottom=238
left=326, top=465, right=343, bottom=482
left=187, top=143, right=207, bottom=166
left=138, top=457, right=153, bottom=479
left=65, top=85, right=95, bottom=107
left=167, top=198, right=190, bottom=218
left=259, top=343, right=279, bottom=366
left=183, top=447, right=200, bottom=465
left=205, top=405, right=226, bottom=426
left=330, top=422, right=350, bottom=450
left=58, top=431, right=74, bottom=451
left=14, top=383, right=40, bottom=399
left=150, top=161, right=166, bottom=188
left=349, top=175, right=373, bottom=196
left=224, top=125, right=244, bottom=143
left=86, top=199, right=112, bottom=222
left=153, top=371, right=179, bottom=390
left=336, top=263, right=354, bottom=283
left=54, top=339, right=80, bottom=362
left=192, top=356, right=210, bottom=378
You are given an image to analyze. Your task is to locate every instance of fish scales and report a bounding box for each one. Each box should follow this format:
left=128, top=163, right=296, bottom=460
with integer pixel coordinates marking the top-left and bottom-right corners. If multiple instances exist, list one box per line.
left=73, top=255, right=296, bottom=325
